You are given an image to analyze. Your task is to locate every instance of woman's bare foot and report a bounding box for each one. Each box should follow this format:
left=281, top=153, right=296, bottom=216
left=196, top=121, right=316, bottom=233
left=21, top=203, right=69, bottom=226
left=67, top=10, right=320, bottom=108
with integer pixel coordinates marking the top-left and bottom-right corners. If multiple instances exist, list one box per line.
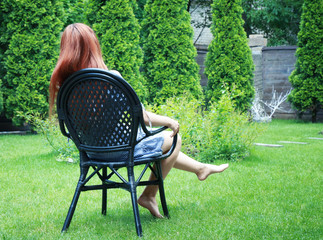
left=197, top=163, right=229, bottom=181
left=138, top=195, right=163, bottom=218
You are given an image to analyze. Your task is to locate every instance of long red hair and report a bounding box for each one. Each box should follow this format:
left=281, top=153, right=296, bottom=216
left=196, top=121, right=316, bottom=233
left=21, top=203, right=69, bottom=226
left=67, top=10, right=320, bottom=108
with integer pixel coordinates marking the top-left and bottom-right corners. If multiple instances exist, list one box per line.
left=49, top=23, right=107, bottom=115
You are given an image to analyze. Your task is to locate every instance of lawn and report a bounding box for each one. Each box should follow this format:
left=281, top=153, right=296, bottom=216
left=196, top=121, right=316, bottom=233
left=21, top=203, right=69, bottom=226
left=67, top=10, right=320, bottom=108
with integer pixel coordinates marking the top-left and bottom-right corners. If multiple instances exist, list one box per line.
left=0, top=119, right=322, bottom=240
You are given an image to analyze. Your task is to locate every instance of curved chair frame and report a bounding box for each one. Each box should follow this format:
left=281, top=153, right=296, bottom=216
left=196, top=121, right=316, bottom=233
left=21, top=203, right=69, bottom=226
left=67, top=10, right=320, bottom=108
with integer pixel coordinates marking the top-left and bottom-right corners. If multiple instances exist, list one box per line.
left=56, top=68, right=177, bottom=237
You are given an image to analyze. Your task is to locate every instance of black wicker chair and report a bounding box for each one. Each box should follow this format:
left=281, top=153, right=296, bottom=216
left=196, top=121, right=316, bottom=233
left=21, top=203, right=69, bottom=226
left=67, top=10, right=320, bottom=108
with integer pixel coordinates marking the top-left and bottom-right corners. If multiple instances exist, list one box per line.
left=56, top=68, right=177, bottom=237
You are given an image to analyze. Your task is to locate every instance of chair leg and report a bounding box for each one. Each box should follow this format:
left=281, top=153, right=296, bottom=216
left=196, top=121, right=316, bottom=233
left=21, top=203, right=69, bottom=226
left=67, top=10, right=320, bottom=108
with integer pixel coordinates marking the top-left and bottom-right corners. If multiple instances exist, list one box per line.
left=156, top=161, right=169, bottom=218
left=62, top=166, right=89, bottom=232
left=102, top=167, right=107, bottom=215
left=128, top=166, right=142, bottom=237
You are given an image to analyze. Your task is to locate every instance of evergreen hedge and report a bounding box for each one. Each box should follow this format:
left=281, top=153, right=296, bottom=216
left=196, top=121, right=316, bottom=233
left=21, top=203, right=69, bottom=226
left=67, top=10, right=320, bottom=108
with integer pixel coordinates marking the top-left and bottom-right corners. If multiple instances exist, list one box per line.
left=62, top=0, right=87, bottom=26
left=141, top=0, right=202, bottom=104
left=0, top=80, right=3, bottom=114
left=0, top=0, right=64, bottom=125
left=288, top=0, right=323, bottom=122
left=205, top=0, right=254, bottom=112
left=88, top=0, right=148, bottom=101
left=0, top=3, right=8, bottom=115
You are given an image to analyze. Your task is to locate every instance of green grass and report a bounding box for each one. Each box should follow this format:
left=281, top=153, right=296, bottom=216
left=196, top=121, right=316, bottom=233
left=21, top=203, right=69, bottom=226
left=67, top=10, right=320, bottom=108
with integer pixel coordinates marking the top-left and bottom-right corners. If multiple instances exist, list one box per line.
left=0, top=119, right=322, bottom=240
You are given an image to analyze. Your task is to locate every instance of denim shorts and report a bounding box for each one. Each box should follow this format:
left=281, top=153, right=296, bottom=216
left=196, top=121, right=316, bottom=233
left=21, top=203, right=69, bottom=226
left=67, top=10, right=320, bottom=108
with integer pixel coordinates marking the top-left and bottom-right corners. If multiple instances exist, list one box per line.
left=87, top=128, right=164, bottom=161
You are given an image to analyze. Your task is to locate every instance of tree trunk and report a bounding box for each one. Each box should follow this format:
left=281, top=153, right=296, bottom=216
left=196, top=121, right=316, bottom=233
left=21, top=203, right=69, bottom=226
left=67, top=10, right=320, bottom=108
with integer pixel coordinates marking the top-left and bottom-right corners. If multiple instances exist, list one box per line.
left=312, top=106, right=317, bottom=123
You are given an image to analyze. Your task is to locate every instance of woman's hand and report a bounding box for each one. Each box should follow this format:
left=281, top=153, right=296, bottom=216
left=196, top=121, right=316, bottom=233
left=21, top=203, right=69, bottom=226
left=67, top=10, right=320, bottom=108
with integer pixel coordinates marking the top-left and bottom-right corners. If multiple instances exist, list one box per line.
left=167, top=118, right=179, bottom=137
left=143, top=111, right=179, bottom=138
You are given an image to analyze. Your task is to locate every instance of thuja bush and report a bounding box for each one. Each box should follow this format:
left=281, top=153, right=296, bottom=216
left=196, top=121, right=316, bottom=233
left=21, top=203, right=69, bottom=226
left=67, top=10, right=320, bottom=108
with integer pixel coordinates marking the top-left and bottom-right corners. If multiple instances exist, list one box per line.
left=150, top=93, right=262, bottom=162
left=0, top=3, right=9, bottom=85
left=62, top=0, right=87, bottom=26
left=205, top=0, right=254, bottom=112
left=1, top=0, right=64, bottom=125
left=141, top=0, right=203, bottom=104
left=88, top=0, right=148, bottom=101
left=0, top=80, right=3, bottom=114
left=288, top=0, right=323, bottom=123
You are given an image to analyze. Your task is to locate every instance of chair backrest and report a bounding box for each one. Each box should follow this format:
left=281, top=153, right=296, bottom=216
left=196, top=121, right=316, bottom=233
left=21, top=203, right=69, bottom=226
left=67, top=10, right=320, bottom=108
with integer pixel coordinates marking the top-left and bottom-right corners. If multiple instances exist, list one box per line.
left=57, top=68, right=143, bottom=160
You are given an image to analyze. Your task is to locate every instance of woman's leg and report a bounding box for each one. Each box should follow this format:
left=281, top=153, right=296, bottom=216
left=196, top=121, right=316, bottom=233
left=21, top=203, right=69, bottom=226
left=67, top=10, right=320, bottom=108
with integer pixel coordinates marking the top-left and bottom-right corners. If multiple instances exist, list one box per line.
left=138, top=133, right=182, bottom=218
left=138, top=132, right=229, bottom=217
left=173, top=152, right=229, bottom=181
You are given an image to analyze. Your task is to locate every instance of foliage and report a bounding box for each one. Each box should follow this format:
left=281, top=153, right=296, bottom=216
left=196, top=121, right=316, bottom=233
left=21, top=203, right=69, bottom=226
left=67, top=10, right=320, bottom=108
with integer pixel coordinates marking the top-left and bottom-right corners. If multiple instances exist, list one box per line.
left=288, top=0, right=323, bottom=123
left=205, top=0, right=255, bottom=112
left=141, top=0, right=203, bottom=104
left=190, top=0, right=303, bottom=46
left=242, top=0, right=303, bottom=46
left=23, top=113, right=78, bottom=163
left=197, top=93, right=262, bottom=161
left=150, top=93, right=262, bottom=162
left=134, top=0, right=147, bottom=24
left=87, top=0, right=148, bottom=101
left=0, top=0, right=64, bottom=125
left=61, top=0, right=87, bottom=26
left=0, top=80, right=3, bottom=114
left=148, top=94, right=204, bottom=156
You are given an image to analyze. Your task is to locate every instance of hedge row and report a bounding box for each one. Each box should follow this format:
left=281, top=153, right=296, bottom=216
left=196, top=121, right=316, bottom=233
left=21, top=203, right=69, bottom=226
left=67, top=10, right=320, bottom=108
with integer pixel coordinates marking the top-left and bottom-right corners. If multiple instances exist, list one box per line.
left=0, top=0, right=259, bottom=125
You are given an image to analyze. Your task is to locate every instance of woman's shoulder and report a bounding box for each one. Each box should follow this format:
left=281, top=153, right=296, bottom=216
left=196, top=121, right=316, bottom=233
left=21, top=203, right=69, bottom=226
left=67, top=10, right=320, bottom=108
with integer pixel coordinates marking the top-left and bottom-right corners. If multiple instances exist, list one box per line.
left=109, top=70, right=122, bottom=77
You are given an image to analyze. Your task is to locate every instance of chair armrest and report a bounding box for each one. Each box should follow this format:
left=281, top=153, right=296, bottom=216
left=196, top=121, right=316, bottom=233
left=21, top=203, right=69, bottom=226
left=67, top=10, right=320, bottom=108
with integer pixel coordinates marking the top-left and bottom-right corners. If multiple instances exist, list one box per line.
left=58, top=120, right=71, bottom=139
left=162, top=133, right=178, bottom=158
left=139, top=120, right=169, bottom=137
left=148, top=126, right=169, bottom=136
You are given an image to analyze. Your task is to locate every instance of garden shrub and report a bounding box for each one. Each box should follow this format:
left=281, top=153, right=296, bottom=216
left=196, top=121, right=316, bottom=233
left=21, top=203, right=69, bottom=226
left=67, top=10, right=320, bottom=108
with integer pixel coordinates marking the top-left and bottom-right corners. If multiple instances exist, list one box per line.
left=205, top=0, right=255, bottom=112
left=133, top=0, right=147, bottom=25
left=1, top=0, right=64, bottom=125
left=150, top=92, right=262, bottom=162
left=0, top=80, right=3, bottom=114
left=62, top=0, right=87, bottom=26
left=88, top=0, right=148, bottom=101
left=0, top=2, right=9, bottom=86
left=197, top=93, right=261, bottom=162
left=288, top=0, right=323, bottom=123
left=147, top=93, right=204, bottom=156
left=23, top=113, right=78, bottom=163
left=24, top=92, right=261, bottom=163
left=141, top=0, right=203, bottom=104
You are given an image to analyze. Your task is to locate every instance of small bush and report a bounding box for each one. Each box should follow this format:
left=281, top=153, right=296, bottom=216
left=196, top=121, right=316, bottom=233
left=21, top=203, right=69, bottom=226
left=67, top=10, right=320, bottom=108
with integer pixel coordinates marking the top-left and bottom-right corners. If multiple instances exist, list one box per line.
left=148, top=93, right=204, bottom=156
left=150, top=93, right=263, bottom=162
left=23, top=113, right=78, bottom=163
left=197, top=94, right=261, bottom=162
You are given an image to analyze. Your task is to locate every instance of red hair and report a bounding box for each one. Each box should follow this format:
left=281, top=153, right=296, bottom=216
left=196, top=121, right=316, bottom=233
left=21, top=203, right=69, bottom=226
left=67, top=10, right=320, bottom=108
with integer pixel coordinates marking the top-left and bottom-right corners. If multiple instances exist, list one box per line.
left=49, top=23, right=107, bottom=115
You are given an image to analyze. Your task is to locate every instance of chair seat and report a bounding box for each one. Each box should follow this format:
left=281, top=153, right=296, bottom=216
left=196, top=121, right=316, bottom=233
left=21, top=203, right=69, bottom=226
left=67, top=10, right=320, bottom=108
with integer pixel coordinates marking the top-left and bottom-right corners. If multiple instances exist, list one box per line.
left=83, top=151, right=168, bottom=167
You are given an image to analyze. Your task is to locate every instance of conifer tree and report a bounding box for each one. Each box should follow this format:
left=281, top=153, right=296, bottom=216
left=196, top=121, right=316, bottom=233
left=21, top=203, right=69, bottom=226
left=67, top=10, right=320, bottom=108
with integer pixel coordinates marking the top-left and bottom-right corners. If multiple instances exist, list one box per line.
left=0, top=80, right=3, bottom=114
left=88, top=0, right=148, bottom=101
left=0, top=0, right=64, bottom=125
left=205, top=0, right=254, bottom=112
left=141, top=0, right=202, bottom=104
left=288, top=0, right=323, bottom=122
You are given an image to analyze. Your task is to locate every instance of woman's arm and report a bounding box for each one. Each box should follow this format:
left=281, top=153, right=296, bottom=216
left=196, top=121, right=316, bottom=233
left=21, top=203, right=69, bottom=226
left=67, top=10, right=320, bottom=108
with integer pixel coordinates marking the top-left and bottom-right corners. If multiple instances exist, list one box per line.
left=143, top=110, right=179, bottom=137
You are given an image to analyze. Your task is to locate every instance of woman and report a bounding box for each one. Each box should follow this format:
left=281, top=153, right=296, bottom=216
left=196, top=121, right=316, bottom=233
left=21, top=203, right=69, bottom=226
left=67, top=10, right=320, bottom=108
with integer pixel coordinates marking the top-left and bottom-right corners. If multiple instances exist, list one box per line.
left=49, top=23, right=229, bottom=218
